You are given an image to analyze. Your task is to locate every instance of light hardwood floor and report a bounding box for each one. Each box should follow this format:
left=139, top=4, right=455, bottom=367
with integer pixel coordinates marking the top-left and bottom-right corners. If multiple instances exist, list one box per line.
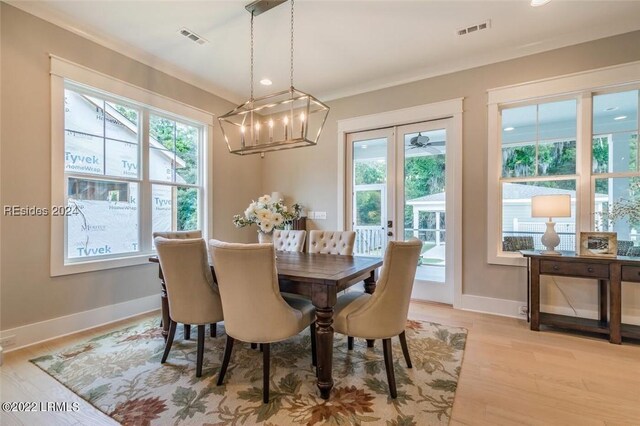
left=1, top=302, right=639, bottom=425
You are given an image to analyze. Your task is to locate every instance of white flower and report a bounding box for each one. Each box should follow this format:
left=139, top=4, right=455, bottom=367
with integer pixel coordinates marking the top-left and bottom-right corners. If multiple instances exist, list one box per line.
left=244, top=202, right=258, bottom=219
left=272, top=213, right=284, bottom=226
left=255, top=208, right=272, bottom=221
left=259, top=219, right=274, bottom=233
left=258, top=194, right=271, bottom=204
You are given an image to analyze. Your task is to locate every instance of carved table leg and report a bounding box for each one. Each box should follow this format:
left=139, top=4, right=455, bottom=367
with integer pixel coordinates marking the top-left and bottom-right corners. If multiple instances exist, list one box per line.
left=364, top=271, right=377, bottom=348
left=160, top=277, right=170, bottom=341
left=598, top=279, right=608, bottom=323
left=315, top=307, right=334, bottom=400
left=312, top=283, right=337, bottom=400
left=609, top=264, right=622, bottom=344
left=530, top=258, right=540, bottom=331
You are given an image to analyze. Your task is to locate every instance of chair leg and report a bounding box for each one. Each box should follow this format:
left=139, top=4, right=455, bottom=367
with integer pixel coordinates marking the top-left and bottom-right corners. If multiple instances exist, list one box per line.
left=347, top=336, right=354, bottom=350
left=382, top=338, right=397, bottom=399
left=310, top=324, right=317, bottom=368
left=217, top=335, right=235, bottom=386
left=196, top=325, right=205, bottom=377
left=398, top=331, right=412, bottom=368
left=263, top=343, right=270, bottom=404
left=184, top=324, right=191, bottom=340
left=251, top=343, right=258, bottom=349
left=161, top=320, right=177, bottom=363
left=210, top=323, right=217, bottom=338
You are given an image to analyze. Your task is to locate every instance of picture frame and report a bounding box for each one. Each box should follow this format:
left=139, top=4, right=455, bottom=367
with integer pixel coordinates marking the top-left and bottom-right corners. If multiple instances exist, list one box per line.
left=579, top=232, right=617, bottom=257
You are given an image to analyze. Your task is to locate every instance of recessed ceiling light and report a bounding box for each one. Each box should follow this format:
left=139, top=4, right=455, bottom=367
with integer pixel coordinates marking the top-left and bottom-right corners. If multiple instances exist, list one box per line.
left=361, top=144, right=368, bottom=149
left=605, top=106, right=619, bottom=112
left=260, top=78, right=272, bottom=86
left=614, top=115, right=627, bottom=121
left=530, top=0, right=551, bottom=6
left=504, top=127, right=515, bottom=132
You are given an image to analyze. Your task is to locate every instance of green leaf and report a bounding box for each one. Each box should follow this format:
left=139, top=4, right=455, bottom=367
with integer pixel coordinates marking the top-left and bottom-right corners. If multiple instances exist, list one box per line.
left=172, top=386, right=206, bottom=420
left=278, top=372, right=301, bottom=395
left=429, top=379, right=457, bottom=393
left=449, top=332, right=467, bottom=350
left=86, top=384, right=110, bottom=402
left=30, top=355, right=54, bottom=363
left=386, top=414, right=416, bottom=426
left=254, top=397, right=282, bottom=423
left=363, top=377, right=389, bottom=395
left=237, top=386, right=265, bottom=403
left=364, top=359, right=382, bottom=376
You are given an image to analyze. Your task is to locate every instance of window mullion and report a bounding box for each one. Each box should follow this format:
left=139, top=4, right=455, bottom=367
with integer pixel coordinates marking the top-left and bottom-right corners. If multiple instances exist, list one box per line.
left=140, top=108, right=152, bottom=252
left=578, top=93, right=593, bottom=236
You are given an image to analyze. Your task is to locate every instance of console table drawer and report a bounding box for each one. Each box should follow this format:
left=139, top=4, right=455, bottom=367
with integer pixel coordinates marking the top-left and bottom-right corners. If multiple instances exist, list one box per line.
left=622, top=265, right=640, bottom=282
left=540, top=260, right=609, bottom=278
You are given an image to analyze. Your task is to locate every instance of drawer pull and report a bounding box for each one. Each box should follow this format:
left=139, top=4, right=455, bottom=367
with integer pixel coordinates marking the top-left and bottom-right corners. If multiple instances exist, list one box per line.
left=588, top=267, right=594, bottom=273
left=553, top=265, right=560, bottom=271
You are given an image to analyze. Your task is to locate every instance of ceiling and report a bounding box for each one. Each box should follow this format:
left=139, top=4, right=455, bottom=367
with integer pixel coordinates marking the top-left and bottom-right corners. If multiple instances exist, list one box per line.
left=11, top=1, right=640, bottom=104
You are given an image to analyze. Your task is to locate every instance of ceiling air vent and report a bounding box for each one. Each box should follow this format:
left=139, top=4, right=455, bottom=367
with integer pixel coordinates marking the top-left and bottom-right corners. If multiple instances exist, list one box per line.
left=457, top=20, right=491, bottom=36
left=179, top=28, right=208, bottom=45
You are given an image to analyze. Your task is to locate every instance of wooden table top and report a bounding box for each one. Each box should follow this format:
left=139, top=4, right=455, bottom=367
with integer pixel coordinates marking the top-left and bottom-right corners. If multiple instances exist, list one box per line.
left=149, top=251, right=383, bottom=286
left=520, top=250, right=640, bottom=265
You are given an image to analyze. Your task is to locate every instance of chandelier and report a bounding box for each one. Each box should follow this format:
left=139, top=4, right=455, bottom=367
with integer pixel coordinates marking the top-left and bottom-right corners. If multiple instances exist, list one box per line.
left=218, top=0, right=330, bottom=156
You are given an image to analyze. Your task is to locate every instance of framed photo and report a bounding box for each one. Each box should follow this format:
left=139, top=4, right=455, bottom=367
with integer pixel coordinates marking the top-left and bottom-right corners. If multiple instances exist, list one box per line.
left=579, top=232, right=617, bottom=257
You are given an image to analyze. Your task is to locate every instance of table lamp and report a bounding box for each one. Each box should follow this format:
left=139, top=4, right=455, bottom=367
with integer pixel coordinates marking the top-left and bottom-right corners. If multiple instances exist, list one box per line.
left=531, top=194, right=571, bottom=255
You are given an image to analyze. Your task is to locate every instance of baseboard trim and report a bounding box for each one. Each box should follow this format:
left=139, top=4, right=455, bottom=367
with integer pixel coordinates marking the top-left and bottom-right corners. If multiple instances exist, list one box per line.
left=460, top=294, right=527, bottom=319
left=0, top=294, right=161, bottom=353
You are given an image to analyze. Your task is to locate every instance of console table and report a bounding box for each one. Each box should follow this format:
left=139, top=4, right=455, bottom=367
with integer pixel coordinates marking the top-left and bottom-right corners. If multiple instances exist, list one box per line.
left=522, top=251, right=640, bottom=344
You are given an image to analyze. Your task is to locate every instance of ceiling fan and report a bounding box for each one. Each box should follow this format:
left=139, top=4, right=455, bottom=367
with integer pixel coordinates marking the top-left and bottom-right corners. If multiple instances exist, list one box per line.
left=408, top=133, right=445, bottom=154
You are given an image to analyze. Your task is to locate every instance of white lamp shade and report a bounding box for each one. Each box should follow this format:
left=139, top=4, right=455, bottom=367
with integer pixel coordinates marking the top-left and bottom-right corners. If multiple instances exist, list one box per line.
left=271, top=192, right=283, bottom=202
left=531, top=194, right=571, bottom=218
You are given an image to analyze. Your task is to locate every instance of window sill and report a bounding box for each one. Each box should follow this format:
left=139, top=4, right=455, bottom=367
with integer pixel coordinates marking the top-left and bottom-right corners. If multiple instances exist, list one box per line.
left=51, top=253, right=156, bottom=277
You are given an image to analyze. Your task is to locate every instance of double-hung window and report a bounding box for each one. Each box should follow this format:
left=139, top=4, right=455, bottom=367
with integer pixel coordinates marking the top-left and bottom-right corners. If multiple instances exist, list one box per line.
left=51, top=57, right=212, bottom=276
left=488, top=61, right=640, bottom=266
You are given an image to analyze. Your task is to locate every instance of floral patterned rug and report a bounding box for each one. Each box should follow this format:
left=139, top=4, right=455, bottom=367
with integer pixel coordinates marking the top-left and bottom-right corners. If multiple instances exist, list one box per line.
left=31, top=317, right=467, bottom=425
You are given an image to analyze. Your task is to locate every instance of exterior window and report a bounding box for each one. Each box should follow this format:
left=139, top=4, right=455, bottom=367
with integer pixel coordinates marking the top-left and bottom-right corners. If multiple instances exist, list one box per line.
left=62, top=84, right=205, bottom=265
left=488, top=62, right=640, bottom=266
left=500, top=100, right=578, bottom=252
left=592, top=90, right=640, bottom=248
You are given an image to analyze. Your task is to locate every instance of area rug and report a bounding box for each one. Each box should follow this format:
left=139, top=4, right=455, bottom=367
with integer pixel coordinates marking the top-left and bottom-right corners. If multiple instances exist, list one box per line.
left=31, top=317, right=467, bottom=425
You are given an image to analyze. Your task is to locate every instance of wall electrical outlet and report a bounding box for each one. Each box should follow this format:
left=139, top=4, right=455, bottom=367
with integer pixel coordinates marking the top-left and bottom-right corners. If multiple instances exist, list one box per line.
left=0, top=335, right=17, bottom=348
left=315, top=211, right=327, bottom=220
left=518, top=306, right=528, bottom=316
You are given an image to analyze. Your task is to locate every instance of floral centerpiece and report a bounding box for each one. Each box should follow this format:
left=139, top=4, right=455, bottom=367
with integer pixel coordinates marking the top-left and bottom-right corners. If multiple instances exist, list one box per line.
left=233, top=194, right=303, bottom=241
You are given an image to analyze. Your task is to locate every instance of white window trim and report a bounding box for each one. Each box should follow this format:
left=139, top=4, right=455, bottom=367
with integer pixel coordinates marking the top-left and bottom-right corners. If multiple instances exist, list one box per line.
left=336, top=98, right=464, bottom=308
left=50, top=56, right=214, bottom=276
left=487, top=60, right=640, bottom=267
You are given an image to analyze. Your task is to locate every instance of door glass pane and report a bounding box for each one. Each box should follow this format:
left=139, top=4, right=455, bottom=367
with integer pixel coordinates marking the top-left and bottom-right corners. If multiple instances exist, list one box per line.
left=353, top=137, right=387, bottom=256
left=67, top=178, right=139, bottom=259
left=501, top=180, right=576, bottom=252
left=404, top=128, right=446, bottom=283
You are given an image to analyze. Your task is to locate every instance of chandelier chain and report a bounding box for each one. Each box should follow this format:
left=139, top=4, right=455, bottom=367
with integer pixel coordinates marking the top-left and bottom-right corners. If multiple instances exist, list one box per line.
left=290, top=0, right=294, bottom=89
left=250, top=11, right=254, bottom=101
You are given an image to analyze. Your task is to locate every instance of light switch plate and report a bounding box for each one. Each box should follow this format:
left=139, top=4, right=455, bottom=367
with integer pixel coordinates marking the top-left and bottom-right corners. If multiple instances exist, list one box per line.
left=315, top=211, right=327, bottom=220
left=307, top=211, right=315, bottom=219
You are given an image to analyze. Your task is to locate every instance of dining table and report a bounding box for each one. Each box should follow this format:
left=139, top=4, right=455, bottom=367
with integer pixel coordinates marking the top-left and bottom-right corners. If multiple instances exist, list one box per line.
left=149, top=250, right=383, bottom=399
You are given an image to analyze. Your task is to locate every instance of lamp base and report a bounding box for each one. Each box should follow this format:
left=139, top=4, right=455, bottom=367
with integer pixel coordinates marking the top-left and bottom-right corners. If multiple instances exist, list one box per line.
left=540, top=221, right=562, bottom=255
left=540, top=250, right=563, bottom=256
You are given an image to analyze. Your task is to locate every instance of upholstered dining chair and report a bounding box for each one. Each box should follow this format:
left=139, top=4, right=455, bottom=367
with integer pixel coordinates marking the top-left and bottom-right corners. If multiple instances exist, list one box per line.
left=308, top=230, right=356, bottom=255
left=153, top=230, right=218, bottom=339
left=273, top=229, right=306, bottom=252
left=154, top=237, right=224, bottom=377
left=333, top=238, right=422, bottom=398
left=209, top=240, right=316, bottom=404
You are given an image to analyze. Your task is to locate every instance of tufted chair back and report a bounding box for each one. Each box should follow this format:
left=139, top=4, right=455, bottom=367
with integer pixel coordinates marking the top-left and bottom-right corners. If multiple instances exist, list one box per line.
left=273, top=230, right=306, bottom=252
left=209, top=240, right=308, bottom=343
left=154, top=237, right=223, bottom=326
left=153, top=230, right=202, bottom=239
left=336, top=239, right=422, bottom=338
left=308, top=230, right=356, bottom=255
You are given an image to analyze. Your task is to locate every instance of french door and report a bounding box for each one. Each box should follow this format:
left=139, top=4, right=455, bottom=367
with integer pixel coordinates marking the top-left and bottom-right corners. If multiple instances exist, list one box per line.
left=346, top=119, right=454, bottom=304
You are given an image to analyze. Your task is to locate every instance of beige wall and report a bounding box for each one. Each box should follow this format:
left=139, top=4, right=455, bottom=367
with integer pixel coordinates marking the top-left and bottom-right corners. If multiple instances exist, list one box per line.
left=0, top=4, right=262, bottom=330
left=261, top=30, right=640, bottom=304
